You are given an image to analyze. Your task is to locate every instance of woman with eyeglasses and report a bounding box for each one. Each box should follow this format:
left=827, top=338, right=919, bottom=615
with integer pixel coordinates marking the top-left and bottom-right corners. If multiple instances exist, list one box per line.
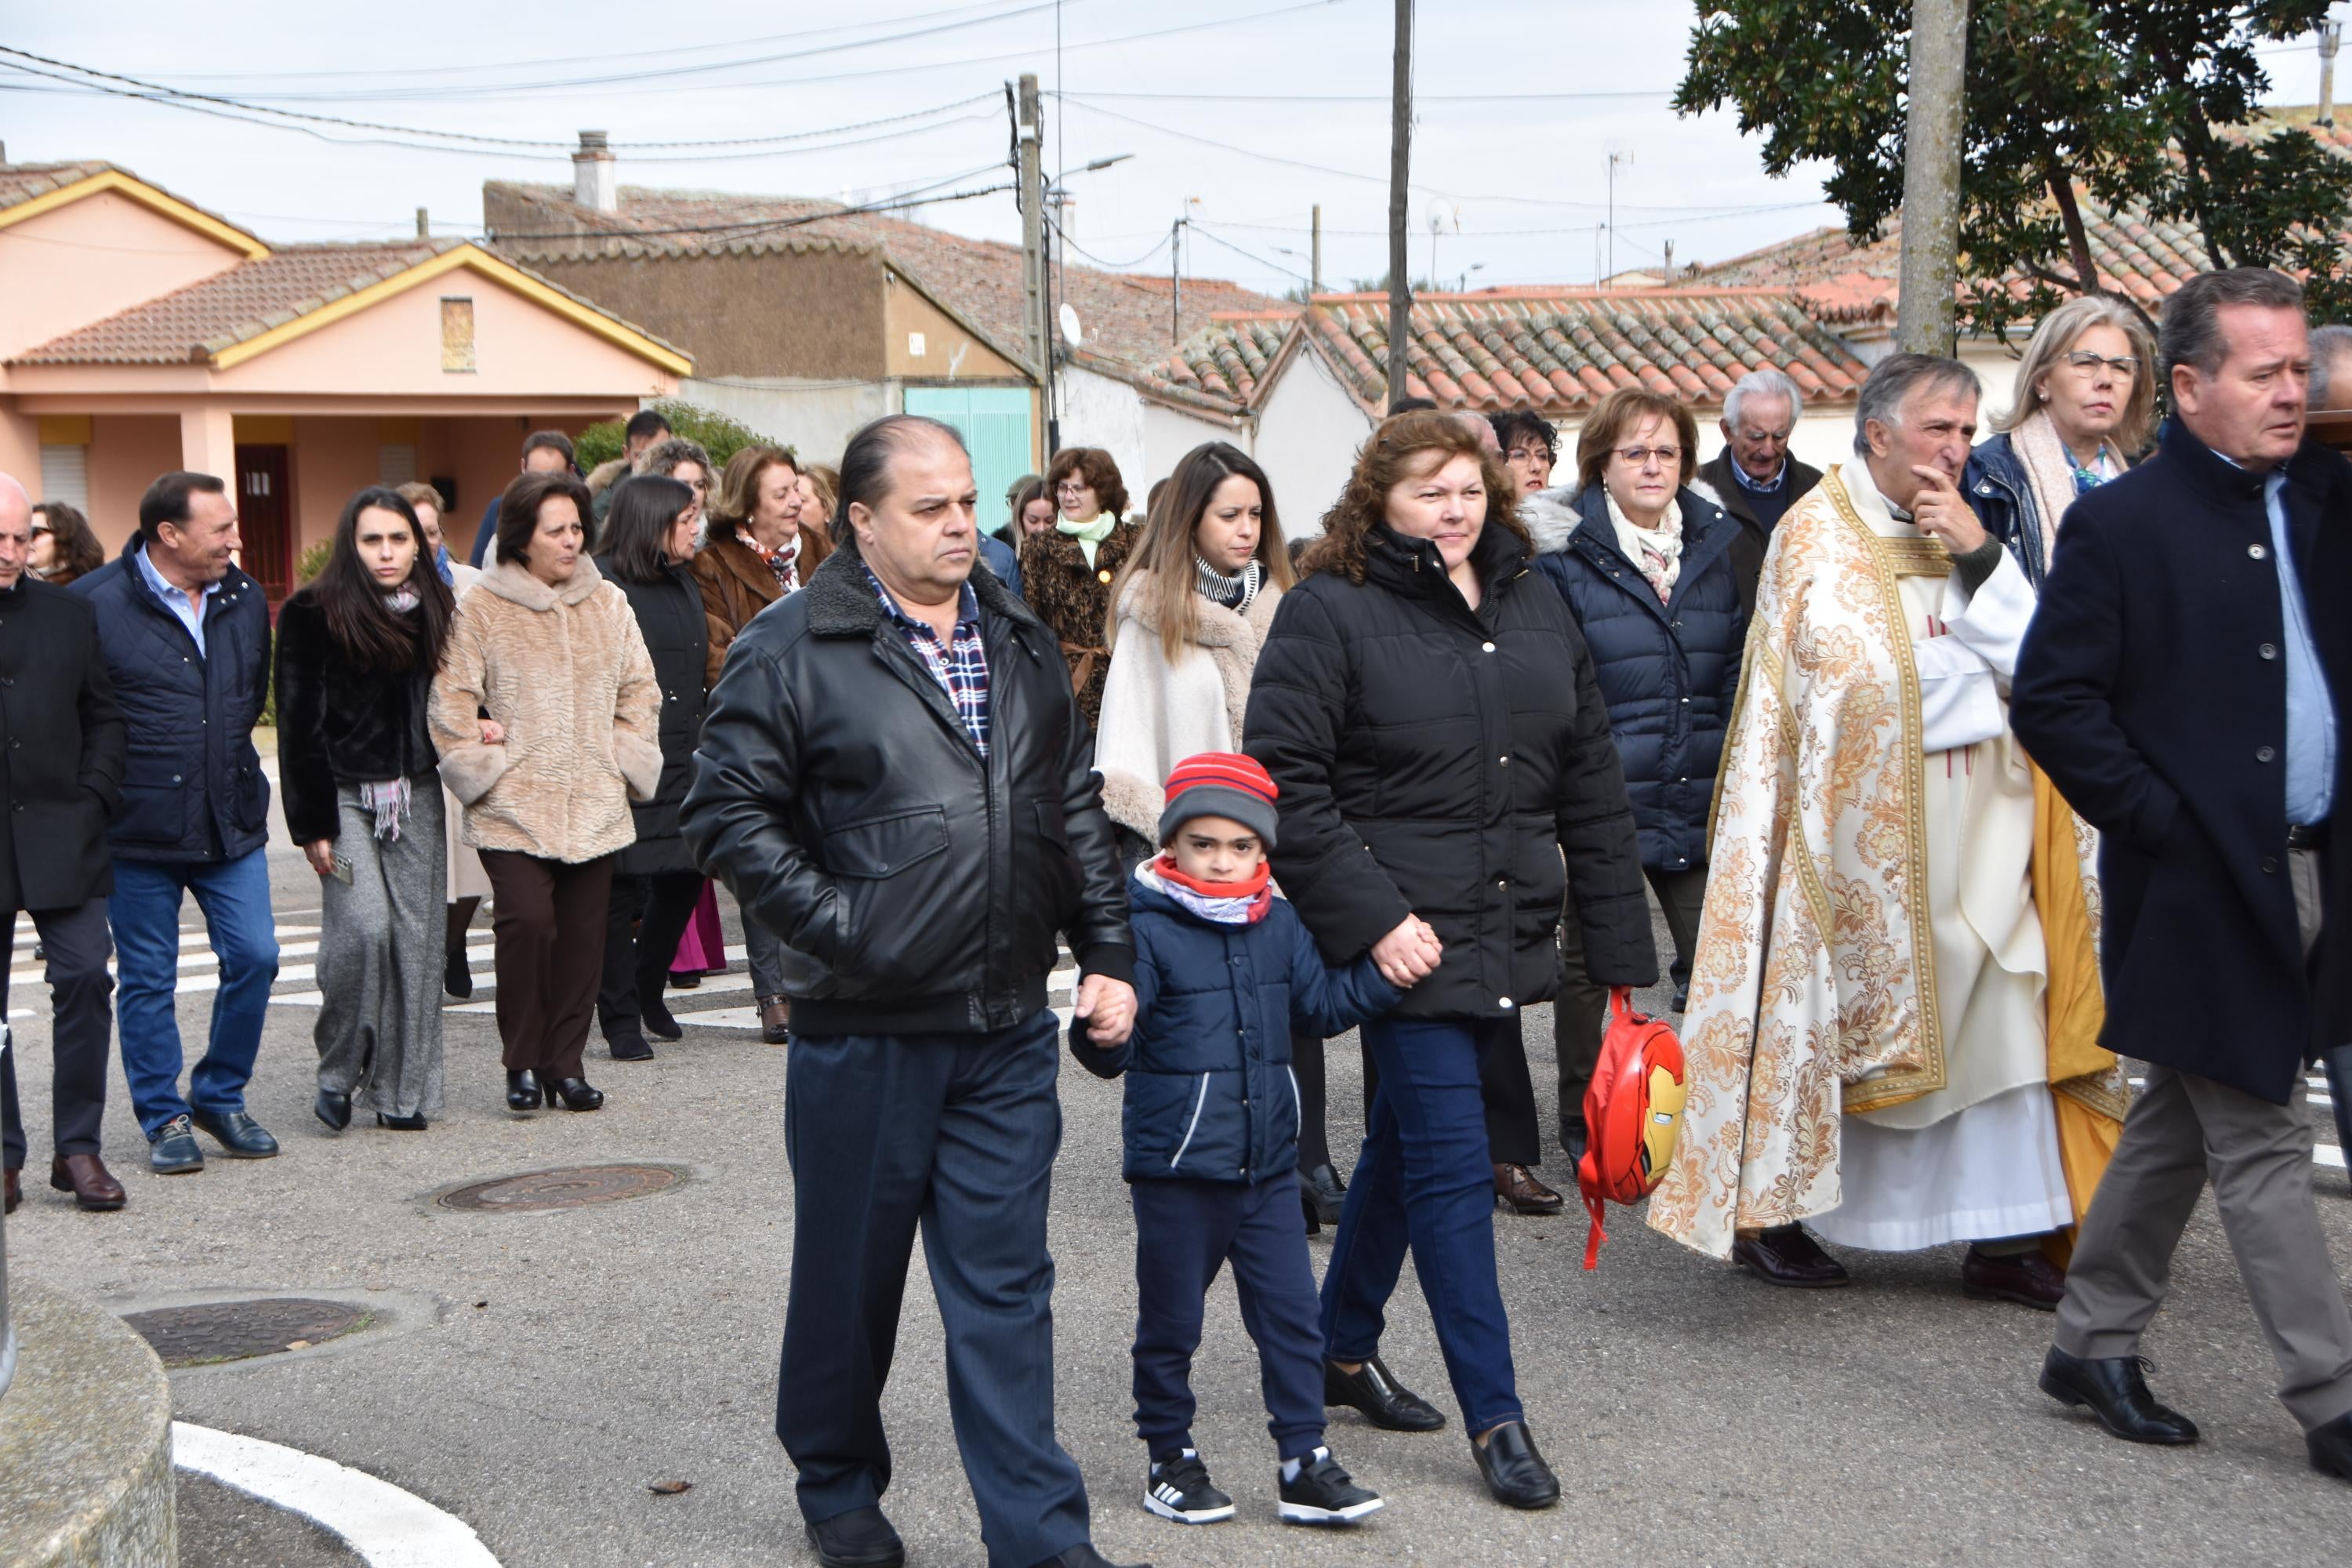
left=1022, top=446, right=1138, bottom=728
left=1965, top=296, right=2156, bottom=587
left=1523, top=386, right=1748, bottom=1161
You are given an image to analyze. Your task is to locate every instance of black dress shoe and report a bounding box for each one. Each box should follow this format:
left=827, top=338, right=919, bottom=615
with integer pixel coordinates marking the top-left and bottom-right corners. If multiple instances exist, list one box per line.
left=314, top=1088, right=353, bottom=1132
left=1558, top=1116, right=1589, bottom=1169
left=148, top=1114, right=205, bottom=1174
left=545, top=1076, right=604, bottom=1112
left=1326, top=1356, right=1445, bottom=1432
left=2038, top=1346, right=2199, bottom=1444
left=191, top=1109, right=279, bottom=1159
left=606, top=1029, right=655, bottom=1062
left=2308, top=1409, right=2352, bottom=1480
left=640, top=992, right=683, bottom=1040
left=1473, top=1420, right=1560, bottom=1509
left=1671, top=984, right=1690, bottom=1013
left=504, top=1069, right=543, bottom=1112
left=804, top=1505, right=905, bottom=1568
left=376, top=1111, right=428, bottom=1131
left=444, top=946, right=474, bottom=1000
left=1302, top=1162, right=1347, bottom=1228
left=1962, top=1244, right=2067, bottom=1310
left=669, top=970, right=702, bottom=989
left=1731, top=1224, right=1850, bottom=1287
left=1031, top=1547, right=1150, bottom=1568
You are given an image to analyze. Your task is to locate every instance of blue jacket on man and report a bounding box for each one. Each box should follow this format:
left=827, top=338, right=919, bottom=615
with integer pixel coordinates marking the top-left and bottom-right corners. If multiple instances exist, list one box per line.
left=1524, top=481, right=1748, bottom=874
left=1075, top=874, right=1397, bottom=1185
left=72, top=536, right=272, bottom=863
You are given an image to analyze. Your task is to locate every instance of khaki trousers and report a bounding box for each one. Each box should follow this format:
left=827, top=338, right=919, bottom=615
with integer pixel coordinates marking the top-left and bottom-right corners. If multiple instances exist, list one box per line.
left=2055, top=847, right=2352, bottom=1431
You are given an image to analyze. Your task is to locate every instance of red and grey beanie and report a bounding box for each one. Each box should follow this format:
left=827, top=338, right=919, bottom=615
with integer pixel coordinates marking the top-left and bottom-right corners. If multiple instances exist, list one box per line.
left=1158, top=752, right=1279, bottom=849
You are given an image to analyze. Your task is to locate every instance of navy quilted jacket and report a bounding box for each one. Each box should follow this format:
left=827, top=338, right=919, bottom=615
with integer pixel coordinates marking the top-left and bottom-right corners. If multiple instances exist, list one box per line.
left=1526, top=482, right=1748, bottom=874
left=1074, top=873, right=1398, bottom=1185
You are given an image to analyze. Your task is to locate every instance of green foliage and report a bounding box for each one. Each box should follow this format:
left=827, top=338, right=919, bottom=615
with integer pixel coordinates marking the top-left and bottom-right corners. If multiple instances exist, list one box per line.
left=572, top=399, right=789, bottom=474
left=1678, top=2, right=2352, bottom=338
left=295, top=540, right=330, bottom=586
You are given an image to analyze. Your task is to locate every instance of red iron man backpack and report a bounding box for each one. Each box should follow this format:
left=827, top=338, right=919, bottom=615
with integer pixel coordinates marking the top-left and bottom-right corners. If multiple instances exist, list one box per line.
left=1575, top=986, right=1689, bottom=1269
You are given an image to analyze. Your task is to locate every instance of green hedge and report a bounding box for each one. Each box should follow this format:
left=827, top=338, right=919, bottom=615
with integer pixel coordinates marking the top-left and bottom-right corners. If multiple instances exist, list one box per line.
left=573, top=399, right=788, bottom=473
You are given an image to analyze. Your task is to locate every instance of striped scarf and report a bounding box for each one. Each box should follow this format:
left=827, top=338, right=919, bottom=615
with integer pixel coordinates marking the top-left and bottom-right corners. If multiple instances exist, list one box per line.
left=1193, top=556, right=1264, bottom=612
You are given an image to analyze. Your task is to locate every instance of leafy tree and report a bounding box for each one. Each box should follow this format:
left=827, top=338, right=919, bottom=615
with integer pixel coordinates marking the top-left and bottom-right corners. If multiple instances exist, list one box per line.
left=1677, top=2, right=2352, bottom=338
left=572, top=399, right=788, bottom=473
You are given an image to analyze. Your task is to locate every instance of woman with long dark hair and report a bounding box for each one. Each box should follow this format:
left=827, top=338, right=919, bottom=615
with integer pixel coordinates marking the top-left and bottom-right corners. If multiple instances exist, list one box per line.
left=1245, top=410, right=1657, bottom=1508
left=274, top=487, right=457, bottom=1132
left=592, top=475, right=710, bottom=1060
left=29, top=501, right=104, bottom=586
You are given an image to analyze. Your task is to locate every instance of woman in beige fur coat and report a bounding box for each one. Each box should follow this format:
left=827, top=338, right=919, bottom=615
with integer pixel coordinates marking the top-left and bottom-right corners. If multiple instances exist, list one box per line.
left=1096, top=441, right=1360, bottom=1230
left=430, top=470, right=662, bottom=1117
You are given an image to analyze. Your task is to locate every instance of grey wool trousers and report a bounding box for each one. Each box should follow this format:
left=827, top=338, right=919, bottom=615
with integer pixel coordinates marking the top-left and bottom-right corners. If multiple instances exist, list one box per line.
left=2055, top=846, right=2352, bottom=1432
left=314, top=782, right=447, bottom=1119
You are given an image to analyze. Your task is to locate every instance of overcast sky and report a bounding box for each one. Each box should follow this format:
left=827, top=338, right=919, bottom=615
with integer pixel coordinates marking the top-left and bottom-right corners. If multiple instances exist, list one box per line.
left=6, top=2, right=2343, bottom=305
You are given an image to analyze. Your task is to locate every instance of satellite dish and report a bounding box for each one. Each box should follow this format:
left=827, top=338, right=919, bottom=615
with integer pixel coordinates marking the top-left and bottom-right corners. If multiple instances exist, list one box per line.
left=1058, top=303, right=1083, bottom=347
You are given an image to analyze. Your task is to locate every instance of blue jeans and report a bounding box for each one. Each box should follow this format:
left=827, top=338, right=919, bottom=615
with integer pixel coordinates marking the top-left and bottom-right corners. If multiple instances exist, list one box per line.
left=1320, top=1015, right=1523, bottom=1436
left=111, top=849, right=279, bottom=1137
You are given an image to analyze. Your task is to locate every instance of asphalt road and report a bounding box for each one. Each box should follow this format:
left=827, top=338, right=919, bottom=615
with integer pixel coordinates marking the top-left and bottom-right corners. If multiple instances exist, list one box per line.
left=7, top=764, right=2350, bottom=1567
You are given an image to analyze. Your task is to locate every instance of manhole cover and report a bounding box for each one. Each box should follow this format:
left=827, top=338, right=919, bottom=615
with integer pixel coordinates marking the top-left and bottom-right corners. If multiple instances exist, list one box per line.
left=436, top=1163, right=684, bottom=1213
left=122, top=1298, right=370, bottom=1368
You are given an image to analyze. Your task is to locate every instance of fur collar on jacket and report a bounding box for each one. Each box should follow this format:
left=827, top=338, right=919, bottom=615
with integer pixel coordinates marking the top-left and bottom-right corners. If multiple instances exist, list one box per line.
left=477, top=553, right=608, bottom=610
left=1520, top=478, right=1725, bottom=557
left=797, top=542, right=1046, bottom=639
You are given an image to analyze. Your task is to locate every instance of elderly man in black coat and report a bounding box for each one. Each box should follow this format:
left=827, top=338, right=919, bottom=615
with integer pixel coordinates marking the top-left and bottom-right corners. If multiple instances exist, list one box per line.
left=2013, top=267, right=2352, bottom=1480
left=682, top=415, right=1144, bottom=1568
left=0, top=473, right=125, bottom=1214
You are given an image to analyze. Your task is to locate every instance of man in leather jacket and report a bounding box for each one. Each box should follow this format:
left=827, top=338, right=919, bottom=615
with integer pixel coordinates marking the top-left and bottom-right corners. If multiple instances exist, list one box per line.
left=681, top=414, right=1142, bottom=1568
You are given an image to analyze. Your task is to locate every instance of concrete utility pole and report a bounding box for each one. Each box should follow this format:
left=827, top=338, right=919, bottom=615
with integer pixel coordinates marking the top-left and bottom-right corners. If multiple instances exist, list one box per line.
left=1311, top=204, right=1323, bottom=296
left=1386, top=0, right=1414, bottom=412
left=1896, top=0, right=1968, bottom=355
left=1171, top=218, right=1185, bottom=343
left=1018, top=74, right=1057, bottom=456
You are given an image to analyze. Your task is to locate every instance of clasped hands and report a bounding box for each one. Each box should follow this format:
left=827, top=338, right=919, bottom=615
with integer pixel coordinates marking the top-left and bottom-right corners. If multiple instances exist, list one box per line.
left=1370, top=914, right=1444, bottom=989
left=1075, top=973, right=1138, bottom=1047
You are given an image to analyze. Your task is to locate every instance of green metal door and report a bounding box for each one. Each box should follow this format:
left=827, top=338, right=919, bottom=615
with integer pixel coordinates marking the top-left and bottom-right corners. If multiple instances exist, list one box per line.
left=904, top=386, right=1033, bottom=531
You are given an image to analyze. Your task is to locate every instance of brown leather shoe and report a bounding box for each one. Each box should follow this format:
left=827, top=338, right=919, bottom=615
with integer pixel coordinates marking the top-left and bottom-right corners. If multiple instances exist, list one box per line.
left=49, top=1152, right=126, bottom=1211
left=1731, top=1223, right=1850, bottom=1287
left=1493, top=1163, right=1565, bottom=1217
left=3, top=1167, right=18, bottom=1214
left=759, top=996, right=791, bottom=1046
left=1962, top=1244, right=2065, bottom=1309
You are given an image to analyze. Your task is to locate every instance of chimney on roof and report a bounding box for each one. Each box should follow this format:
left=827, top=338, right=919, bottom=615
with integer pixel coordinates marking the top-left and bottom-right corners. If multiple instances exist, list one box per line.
left=573, top=130, right=618, bottom=214
left=416, top=206, right=430, bottom=239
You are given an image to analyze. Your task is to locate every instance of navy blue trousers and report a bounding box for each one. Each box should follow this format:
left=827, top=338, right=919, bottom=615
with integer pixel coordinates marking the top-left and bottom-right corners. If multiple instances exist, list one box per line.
left=1131, top=1171, right=1327, bottom=1463
left=779, top=1010, right=1091, bottom=1568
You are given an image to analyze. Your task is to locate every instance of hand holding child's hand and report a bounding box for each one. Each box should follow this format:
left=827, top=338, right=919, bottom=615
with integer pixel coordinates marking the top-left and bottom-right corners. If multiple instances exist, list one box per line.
left=1074, top=975, right=1137, bottom=1047
left=1371, top=915, right=1444, bottom=989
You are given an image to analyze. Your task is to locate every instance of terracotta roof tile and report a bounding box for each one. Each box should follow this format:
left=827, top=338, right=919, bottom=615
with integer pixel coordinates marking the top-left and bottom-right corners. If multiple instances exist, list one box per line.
left=485, top=181, right=1286, bottom=375
left=0, top=161, right=116, bottom=212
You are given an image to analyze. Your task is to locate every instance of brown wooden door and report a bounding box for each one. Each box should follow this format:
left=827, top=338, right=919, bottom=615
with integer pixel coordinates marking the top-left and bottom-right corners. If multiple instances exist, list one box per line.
left=234, top=444, right=294, bottom=601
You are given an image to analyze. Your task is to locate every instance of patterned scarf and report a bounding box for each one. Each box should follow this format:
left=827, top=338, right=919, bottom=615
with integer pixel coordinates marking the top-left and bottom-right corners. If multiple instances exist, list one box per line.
left=1605, top=490, right=1684, bottom=604
left=1193, top=556, right=1264, bottom=612
left=1056, top=510, right=1116, bottom=569
left=1139, top=855, right=1273, bottom=924
left=351, top=585, right=424, bottom=840
left=742, top=527, right=801, bottom=594
left=2010, top=407, right=2120, bottom=575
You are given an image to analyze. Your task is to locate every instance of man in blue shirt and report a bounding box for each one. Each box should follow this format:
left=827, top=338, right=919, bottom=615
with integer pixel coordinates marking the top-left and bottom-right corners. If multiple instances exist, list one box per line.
left=2014, top=267, right=2352, bottom=1482
left=74, top=472, right=279, bottom=1175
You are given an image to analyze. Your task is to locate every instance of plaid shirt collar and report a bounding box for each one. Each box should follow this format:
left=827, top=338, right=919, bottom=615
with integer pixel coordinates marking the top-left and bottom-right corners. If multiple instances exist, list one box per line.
left=862, top=563, right=991, bottom=755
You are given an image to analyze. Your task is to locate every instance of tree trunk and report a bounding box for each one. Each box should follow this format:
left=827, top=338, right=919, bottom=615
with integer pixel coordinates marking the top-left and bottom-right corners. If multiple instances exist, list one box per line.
left=2047, top=169, right=2099, bottom=296
left=1387, top=0, right=1414, bottom=412
left=1896, top=0, right=1969, bottom=355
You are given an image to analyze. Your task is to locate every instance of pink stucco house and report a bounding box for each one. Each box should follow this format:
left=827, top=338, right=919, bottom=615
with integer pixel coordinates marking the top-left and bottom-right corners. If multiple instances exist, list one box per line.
left=0, top=160, right=688, bottom=598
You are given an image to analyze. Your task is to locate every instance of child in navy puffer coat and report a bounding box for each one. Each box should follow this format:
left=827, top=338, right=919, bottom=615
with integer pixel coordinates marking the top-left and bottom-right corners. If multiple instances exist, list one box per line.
left=1073, top=752, right=1410, bottom=1531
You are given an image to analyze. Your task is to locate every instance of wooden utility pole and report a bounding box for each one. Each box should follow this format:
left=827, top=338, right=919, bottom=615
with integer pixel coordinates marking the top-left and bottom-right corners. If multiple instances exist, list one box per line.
left=1311, top=204, right=1323, bottom=296
left=1018, top=74, right=1047, bottom=387
left=1386, top=0, right=1414, bottom=412
left=1895, top=0, right=1967, bottom=355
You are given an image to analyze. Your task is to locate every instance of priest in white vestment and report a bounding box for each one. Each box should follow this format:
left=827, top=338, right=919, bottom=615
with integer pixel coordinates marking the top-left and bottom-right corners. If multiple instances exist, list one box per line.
left=1648, top=354, right=2124, bottom=1301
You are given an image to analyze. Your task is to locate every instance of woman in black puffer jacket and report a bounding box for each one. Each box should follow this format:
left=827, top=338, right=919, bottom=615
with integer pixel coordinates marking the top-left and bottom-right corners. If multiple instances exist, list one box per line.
left=1244, top=410, right=1656, bottom=1511
left=1526, top=387, right=1748, bottom=1147
left=591, top=475, right=710, bottom=1062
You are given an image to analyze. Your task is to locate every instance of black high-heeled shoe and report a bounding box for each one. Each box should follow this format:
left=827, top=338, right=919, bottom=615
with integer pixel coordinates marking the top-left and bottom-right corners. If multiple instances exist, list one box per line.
left=1303, top=1163, right=1347, bottom=1228
left=640, top=992, right=684, bottom=1041
left=544, top=1076, right=604, bottom=1112
left=445, top=946, right=474, bottom=1000
left=314, top=1088, right=352, bottom=1132
left=505, top=1069, right=543, bottom=1112
left=376, top=1111, right=428, bottom=1131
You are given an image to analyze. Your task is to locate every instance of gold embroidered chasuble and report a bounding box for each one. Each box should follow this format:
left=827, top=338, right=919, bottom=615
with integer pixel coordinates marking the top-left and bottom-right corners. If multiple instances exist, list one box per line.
left=1646, top=465, right=2125, bottom=1260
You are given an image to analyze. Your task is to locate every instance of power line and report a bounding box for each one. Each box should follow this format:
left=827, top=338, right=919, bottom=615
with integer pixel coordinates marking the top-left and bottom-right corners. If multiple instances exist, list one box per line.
left=1053, top=89, right=1673, bottom=103
left=485, top=173, right=1016, bottom=246
left=1186, top=223, right=1311, bottom=284
left=1047, top=220, right=1171, bottom=272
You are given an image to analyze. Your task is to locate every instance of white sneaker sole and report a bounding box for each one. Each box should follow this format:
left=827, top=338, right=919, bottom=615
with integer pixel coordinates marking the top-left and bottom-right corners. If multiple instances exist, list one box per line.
left=1142, top=1492, right=1235, bottom=1525
left=1278, top=1495, right=1385, bottom=1525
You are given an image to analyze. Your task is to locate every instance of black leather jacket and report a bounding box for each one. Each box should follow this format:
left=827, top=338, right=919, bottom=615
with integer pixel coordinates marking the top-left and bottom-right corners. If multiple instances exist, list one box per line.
left=681, top=547, right=1132, bottom=1036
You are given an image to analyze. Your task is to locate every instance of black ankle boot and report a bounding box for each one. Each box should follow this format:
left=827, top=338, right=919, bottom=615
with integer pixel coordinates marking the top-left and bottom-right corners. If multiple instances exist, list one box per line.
left=504, top=1069, right=542, bottom=1112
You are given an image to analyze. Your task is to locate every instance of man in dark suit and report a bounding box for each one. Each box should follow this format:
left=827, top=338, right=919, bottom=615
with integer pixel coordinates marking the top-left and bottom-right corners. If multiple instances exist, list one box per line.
left=682, top=414, right=1143, bottom=1568
left=0, top=474, right=126, bottom=1213
left=1697, top=367, right=1822, bottom=612
left=2013, top=267, right=2352, bottom=1480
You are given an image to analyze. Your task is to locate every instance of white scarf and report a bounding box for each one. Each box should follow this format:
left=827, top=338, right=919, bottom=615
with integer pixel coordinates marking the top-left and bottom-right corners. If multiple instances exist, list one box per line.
left=1605, top=490, right=1684, bottom=604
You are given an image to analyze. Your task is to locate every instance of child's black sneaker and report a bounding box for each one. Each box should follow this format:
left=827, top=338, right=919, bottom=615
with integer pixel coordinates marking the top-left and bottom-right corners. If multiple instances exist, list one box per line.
left=1277, top=1446, right=1384, bottom=1526
left=1143, top=1448, right=1234, bottom=1524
